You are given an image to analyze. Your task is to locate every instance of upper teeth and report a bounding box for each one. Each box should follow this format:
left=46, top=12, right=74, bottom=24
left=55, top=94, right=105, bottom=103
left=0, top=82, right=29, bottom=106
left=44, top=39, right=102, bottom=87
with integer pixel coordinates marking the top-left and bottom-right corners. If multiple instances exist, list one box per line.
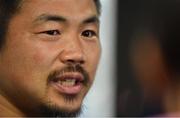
left=58, top=79, right=76, bottom=86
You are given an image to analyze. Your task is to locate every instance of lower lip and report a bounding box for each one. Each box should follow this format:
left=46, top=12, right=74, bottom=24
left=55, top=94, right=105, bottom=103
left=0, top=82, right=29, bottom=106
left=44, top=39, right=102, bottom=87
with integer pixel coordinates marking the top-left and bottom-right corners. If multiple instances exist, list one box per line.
left=51, top=82, right=83, bottom=95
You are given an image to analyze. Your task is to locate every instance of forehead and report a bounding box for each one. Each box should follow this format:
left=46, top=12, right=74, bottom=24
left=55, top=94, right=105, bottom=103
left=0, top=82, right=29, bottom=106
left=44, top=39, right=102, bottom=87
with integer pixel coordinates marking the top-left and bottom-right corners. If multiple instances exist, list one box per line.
left=19, top=0, right=98, bottom=19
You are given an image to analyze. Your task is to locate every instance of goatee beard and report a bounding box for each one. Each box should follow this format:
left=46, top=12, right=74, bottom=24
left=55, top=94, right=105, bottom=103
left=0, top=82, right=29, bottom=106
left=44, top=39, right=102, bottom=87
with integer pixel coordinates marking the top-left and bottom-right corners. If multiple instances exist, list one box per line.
left=37, top=64, right=88, bottom=117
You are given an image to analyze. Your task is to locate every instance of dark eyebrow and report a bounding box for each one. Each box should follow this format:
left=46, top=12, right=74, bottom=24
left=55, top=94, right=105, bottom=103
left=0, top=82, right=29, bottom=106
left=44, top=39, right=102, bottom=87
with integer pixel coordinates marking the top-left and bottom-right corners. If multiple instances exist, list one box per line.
left=83, top=16, right=100, bottom=24
left=33, top=14, right=67, bottom=24
left=33, top=14, right=99, bottom=25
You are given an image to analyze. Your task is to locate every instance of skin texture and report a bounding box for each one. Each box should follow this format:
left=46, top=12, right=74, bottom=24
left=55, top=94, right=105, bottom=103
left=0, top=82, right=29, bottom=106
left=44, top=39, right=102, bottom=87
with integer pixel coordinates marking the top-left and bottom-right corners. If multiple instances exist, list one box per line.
left=0, top=0, right=101, bottom=116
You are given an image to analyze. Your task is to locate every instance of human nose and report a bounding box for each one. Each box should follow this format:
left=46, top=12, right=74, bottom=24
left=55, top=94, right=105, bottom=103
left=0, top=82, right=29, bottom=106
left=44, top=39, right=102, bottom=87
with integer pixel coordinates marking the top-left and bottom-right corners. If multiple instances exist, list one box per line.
left=59, top=38, right=85, bottom=65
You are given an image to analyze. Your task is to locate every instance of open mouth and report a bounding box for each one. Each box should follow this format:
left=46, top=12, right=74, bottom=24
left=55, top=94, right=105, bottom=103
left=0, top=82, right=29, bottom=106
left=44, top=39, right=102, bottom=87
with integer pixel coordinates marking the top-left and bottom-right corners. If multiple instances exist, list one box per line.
left=50, top=72, right=84, bottom=95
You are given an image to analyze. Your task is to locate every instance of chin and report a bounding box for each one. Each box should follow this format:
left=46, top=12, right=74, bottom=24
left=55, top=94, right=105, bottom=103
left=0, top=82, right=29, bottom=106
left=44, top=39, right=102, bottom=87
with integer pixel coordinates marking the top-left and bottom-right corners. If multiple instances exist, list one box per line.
left=38, top=98, right=83, bottom=117
left=56, top=94, right=84, bottom=111
left=39, top=103, right=82, bottom=117
left=39, top=91, right=85, bottom=117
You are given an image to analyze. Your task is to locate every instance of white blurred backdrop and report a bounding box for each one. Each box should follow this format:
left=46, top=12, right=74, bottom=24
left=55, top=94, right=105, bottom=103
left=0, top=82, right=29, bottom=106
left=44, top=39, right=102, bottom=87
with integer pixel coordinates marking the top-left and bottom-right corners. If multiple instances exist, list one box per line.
left=81, top=0, right=117, bottom=116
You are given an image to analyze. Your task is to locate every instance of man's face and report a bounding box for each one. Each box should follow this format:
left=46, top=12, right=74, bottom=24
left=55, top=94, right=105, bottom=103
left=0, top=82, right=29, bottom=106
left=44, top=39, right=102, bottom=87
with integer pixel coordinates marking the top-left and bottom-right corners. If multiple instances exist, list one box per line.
left=0, top=0, right=101, bottom=116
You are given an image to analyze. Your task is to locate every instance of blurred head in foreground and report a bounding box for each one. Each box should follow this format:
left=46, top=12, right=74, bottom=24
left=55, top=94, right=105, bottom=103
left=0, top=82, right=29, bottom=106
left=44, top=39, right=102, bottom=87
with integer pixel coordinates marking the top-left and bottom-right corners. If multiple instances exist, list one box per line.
left=130, top=0, right=180, bottom=116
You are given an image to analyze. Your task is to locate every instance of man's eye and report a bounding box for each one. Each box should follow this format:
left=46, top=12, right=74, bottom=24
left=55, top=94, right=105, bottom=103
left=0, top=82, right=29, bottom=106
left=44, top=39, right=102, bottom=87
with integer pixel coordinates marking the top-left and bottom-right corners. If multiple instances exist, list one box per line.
left=81, top=30, right=97, bottom=38
left=40, top=30, right=61, bottom=36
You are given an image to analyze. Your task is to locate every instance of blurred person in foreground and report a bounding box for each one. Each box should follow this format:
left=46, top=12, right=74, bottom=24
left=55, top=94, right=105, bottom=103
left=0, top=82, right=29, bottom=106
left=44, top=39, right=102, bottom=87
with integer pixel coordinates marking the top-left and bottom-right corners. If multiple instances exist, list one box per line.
left=0, top=0, right=101, bottom=117
left=130, top=0, right=180, bottom=116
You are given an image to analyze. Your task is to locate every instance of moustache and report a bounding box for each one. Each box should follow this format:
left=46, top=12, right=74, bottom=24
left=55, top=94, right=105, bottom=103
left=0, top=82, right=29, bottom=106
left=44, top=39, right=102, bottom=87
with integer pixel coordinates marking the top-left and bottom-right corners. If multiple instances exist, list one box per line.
left=48, top=64, right=89, bottom=86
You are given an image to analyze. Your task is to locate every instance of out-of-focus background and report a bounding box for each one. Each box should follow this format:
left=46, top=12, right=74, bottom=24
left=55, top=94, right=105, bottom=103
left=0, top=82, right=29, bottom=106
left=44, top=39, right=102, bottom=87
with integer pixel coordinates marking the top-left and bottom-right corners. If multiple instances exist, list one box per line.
left=116, top=0, right=180, bottom=117
left=83, top=0, right=180, bottom=117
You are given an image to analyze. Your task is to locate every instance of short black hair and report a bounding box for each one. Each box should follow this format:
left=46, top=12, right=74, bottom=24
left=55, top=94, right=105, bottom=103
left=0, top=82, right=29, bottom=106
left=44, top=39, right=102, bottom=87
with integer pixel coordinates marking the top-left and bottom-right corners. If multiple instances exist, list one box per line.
left=0, top=0, right=101, bottom=49
left=94, top=0, right=101, bottom=15
left=0, top=0, right=23, bottom=49
left=134, top=0, right=180, bottom=76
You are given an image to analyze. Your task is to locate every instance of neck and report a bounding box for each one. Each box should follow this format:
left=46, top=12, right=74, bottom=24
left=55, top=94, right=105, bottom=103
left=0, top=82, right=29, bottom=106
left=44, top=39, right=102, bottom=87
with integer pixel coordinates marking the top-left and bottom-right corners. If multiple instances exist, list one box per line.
left=0, top=93, right=24, bottom=117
